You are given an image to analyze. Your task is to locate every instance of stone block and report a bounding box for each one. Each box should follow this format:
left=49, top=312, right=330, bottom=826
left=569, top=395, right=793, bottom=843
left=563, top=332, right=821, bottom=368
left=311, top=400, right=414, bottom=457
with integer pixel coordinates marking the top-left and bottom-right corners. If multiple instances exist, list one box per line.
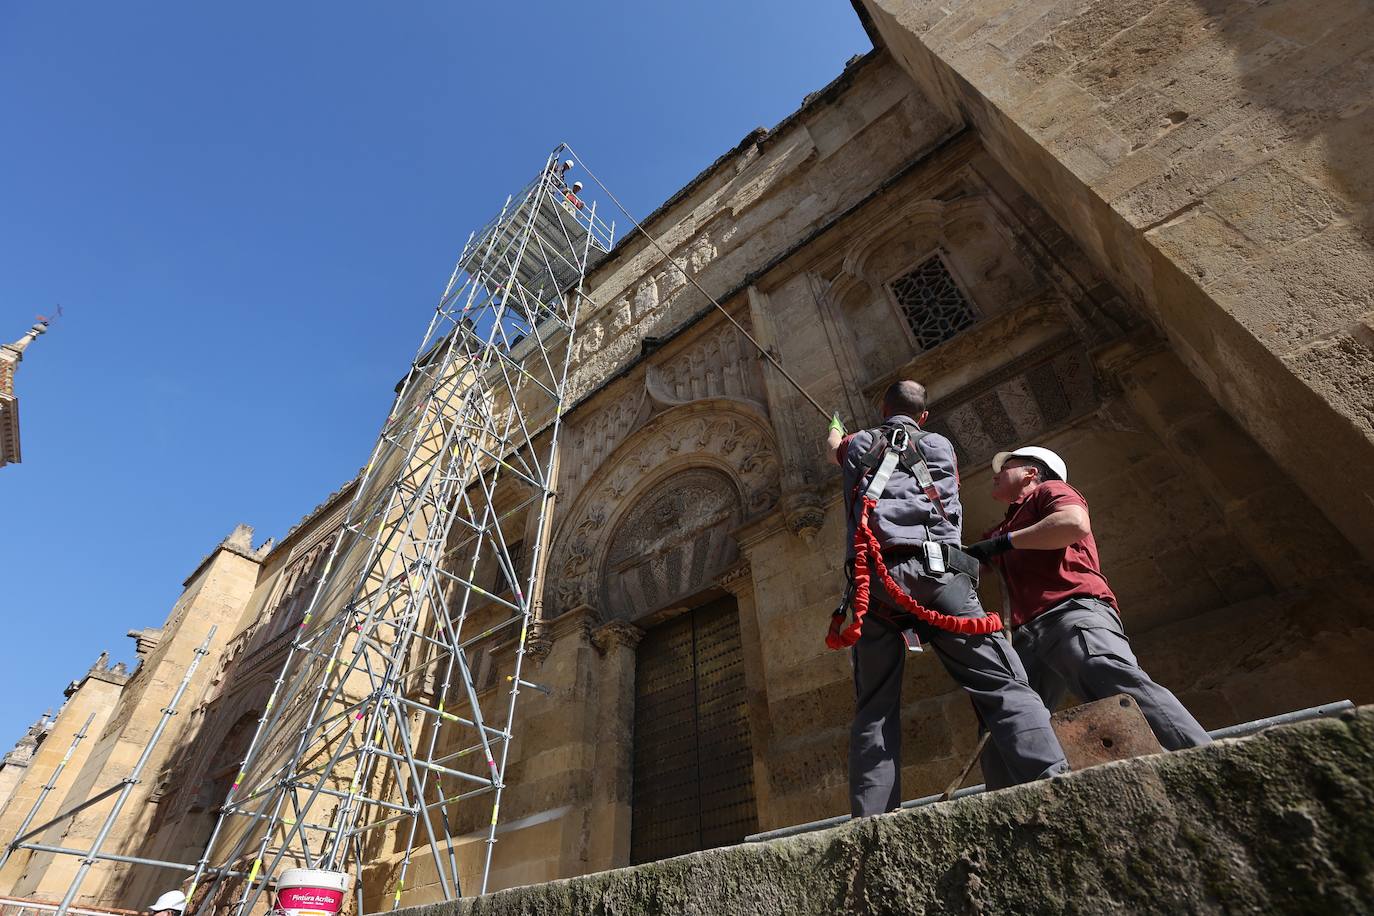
left=1207, top=222, right=1374, bottom=352
left=1148, top=206, right=1262, bottom=286
left=1069, top=0, right=1221, bottom=104
left=1044, top=0, right=1158, bottom=62
left=1284, top=326, right=1374, bottom=440
left=1281, top=104, right=1374, bottom=215
left=1207, top=160, right=1348, bottom=247
left=987, top=0, right=1072, bottom=55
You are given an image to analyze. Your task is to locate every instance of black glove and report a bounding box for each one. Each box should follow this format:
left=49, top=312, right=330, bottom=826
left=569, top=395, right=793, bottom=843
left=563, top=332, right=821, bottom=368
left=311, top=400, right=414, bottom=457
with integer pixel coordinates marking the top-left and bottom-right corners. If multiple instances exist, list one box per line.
left=964, top=533, right=1013, bottom=563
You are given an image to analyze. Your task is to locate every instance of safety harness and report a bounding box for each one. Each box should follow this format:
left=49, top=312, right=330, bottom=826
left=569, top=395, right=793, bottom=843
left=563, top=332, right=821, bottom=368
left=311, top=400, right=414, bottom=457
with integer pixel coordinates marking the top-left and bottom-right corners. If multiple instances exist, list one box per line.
left=826, top=422, right=1003, bottom=649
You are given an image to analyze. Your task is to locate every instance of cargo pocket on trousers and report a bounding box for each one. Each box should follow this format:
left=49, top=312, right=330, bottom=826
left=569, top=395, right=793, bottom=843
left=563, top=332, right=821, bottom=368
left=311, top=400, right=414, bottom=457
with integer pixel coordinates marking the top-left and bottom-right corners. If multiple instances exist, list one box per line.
left=1076, top=625, right=1138, bottom=668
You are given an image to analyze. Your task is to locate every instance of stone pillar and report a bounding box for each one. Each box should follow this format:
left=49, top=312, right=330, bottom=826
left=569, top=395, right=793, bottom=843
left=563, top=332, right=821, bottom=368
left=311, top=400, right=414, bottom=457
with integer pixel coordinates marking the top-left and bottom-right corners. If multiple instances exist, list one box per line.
left=0, top=663, right=127, bottom=894
left=746, top=285, right=827, bottom=541
left=1100, top=339, right=1373, bottom=614
left=717, top=560, right=776, bottom=829
left=585, top=620, right=642, bottom=871
left=0, top=718, right=49, bottom=821
left=1099, top=338, right=1374, bottom=720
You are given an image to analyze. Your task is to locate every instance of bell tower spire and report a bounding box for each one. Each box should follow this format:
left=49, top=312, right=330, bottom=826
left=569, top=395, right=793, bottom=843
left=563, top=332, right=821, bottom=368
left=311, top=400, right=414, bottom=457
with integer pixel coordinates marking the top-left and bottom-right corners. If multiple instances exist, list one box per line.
left=1, top=316, right=51, bottom=467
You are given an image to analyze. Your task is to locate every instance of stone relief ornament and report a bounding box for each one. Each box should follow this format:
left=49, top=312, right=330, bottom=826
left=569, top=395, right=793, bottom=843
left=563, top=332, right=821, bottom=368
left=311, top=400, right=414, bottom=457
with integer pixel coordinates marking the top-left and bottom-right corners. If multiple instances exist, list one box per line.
left=602, top=468, right=740, bottom=622
left=546, top=404, right=780, bottom=618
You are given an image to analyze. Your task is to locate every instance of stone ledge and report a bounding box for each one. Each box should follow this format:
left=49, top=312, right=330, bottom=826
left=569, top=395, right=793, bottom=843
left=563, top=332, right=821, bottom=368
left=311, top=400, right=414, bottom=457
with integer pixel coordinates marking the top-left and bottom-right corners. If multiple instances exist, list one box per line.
left=393, top=707, right=1374, bottom=914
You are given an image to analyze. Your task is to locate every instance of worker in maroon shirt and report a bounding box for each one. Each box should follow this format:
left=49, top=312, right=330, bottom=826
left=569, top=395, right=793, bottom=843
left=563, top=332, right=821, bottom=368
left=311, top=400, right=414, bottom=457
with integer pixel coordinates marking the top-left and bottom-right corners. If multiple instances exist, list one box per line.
left=964, top=445, right=1211, bottom=788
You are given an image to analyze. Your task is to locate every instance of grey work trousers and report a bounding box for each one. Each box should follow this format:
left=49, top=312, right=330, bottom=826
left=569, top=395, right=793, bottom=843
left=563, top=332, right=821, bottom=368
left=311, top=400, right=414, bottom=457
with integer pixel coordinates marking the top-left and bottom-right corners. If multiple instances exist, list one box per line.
left=849, top=557, right=1068, bottom=817
left=980, top=597, right=1212, bottom=789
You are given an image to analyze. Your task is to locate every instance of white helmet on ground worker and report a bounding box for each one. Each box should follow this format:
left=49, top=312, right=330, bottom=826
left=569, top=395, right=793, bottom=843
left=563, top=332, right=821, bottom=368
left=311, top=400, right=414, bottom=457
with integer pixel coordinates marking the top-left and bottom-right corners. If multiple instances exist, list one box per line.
left=991, top=446, right=1067, bottom=483
left=148, top=890, right=187, bottom=914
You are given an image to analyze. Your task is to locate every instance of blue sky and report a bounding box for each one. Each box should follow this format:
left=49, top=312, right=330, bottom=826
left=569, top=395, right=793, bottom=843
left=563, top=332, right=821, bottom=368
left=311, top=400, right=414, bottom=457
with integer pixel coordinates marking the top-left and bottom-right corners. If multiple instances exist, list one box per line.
left=0, top=4, right=869, bottom=743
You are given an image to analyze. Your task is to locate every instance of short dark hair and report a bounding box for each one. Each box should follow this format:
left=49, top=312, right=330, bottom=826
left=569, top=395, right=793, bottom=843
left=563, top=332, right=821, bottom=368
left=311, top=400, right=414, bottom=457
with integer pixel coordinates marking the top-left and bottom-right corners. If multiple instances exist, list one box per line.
left=882, top=380, right=927, bottom=419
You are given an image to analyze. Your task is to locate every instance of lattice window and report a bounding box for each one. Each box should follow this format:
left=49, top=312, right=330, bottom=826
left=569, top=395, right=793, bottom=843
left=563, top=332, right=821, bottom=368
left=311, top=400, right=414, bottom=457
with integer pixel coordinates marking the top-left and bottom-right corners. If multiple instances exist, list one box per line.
left=889, top=254, right=976, bottom=350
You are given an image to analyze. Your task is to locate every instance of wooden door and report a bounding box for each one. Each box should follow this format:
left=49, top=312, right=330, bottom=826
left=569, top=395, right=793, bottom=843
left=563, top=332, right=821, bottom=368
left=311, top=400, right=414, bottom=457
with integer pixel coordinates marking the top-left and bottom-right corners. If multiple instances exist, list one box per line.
left=630, top=597, right=757, bottom=863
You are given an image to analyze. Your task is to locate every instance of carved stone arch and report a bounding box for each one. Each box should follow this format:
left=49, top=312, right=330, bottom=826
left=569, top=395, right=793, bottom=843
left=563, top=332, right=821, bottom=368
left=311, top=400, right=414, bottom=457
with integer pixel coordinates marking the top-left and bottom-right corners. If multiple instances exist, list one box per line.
left=838, top=199, right=950, bottom=286
left=546, top=399, right=780, bottom=616
left=598, top=465, right=743, bottom=622
left=837, top=194, right=1059, bottom=315
left=165, top=705, right=259, bottom=816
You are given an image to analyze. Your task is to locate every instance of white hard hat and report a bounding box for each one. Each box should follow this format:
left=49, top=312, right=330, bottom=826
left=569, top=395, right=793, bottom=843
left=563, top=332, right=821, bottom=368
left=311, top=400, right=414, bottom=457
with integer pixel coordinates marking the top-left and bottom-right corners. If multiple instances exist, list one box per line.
left=562, top=158, right=574, bottom=170
left=992, top=446, right=1067, bottom=482
left=570, top=181, right=583, bottom=192
left=149, top=890, right=187, bottom=913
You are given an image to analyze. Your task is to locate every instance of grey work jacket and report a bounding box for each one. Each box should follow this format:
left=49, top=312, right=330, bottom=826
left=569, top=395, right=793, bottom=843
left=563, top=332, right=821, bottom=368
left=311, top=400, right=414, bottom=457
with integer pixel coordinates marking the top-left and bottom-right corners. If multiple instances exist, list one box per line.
left=839, top=416, right=964, bottom=559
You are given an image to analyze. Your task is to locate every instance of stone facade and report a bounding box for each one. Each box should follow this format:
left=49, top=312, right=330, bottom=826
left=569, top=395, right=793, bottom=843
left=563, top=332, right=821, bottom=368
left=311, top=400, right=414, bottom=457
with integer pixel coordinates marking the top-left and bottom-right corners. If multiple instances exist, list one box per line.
left=856, top=0, right=1374, bottom=564
left=2, top=10, right=1372, bottom=911
left=0, top=657, right=129, bottom=892
left=0, top=714, right=54, bottom=821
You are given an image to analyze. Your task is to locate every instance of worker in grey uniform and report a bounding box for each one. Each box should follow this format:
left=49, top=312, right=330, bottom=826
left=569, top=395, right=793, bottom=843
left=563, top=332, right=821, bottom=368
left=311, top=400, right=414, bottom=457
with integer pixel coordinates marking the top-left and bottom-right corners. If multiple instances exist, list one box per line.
left=964, top=445, right=1212, bottom=788
left=827, top=381, right=1068, bottom=817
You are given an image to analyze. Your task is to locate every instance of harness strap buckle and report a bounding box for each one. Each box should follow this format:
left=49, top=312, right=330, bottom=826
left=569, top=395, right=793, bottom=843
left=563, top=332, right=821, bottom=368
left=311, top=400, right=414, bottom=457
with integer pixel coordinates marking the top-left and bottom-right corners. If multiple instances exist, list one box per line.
left=864, top=449, right=901, bottom=501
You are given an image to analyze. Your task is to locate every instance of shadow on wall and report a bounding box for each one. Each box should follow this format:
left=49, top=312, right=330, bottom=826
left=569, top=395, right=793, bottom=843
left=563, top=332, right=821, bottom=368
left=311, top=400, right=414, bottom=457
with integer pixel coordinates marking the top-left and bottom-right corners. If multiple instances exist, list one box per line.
left=1194, top=0, right=1373, bottom=238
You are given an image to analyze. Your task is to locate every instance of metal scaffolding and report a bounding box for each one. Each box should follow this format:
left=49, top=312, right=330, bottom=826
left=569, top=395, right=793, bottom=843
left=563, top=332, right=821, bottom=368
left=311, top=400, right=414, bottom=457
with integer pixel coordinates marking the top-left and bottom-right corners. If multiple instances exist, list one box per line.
left=0, top=630, right=218, bottom=916
left=186, top=144, right=612, bottom=914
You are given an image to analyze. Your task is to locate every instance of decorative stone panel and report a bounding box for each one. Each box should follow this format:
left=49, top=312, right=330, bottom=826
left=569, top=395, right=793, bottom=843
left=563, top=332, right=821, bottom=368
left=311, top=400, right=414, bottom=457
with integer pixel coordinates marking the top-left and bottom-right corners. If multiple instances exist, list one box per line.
left=602, top=468, right=740, bottom=622
left=924, top=339, right=1099, bottom=467
left=547, top=401, right=780, bottom=617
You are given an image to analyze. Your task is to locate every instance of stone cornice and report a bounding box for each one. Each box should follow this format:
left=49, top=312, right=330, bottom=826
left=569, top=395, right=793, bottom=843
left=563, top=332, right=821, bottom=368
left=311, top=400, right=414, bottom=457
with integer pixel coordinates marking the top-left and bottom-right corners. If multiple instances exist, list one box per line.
left=732, top=504, right=786, bottom=552
left=718, top=560, right=755, bottom=598
left=551, top=604, right=599, bottom=644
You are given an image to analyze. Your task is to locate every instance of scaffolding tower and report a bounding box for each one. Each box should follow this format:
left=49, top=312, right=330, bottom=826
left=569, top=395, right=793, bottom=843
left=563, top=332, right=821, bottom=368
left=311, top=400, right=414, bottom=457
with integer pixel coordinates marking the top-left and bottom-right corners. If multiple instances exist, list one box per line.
left=188, top=145, right=613, bottom=914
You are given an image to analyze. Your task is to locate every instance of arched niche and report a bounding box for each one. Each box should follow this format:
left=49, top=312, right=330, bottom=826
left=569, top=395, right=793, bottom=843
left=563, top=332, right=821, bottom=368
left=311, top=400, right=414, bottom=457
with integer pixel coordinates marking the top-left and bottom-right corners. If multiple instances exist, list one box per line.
left=829, top=195, right=1047, bottom=383
left=546, top=399, right=779, bottom=617
left=601, top=467, right=742, bottom=622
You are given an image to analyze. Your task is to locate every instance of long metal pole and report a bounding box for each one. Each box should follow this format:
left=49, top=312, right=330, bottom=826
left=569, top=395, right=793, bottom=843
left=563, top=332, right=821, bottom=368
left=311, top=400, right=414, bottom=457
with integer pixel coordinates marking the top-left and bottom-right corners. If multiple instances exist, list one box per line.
left=17, top=844, right=246, bottom=876
left=0, top=714, right=97, bottom=873
left=53, top=627, right=217, bottom=916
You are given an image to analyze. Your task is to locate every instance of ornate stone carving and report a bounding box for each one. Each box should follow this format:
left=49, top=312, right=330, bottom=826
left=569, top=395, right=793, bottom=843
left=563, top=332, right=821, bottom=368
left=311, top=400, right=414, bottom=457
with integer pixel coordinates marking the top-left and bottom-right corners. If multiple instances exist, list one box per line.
left=560, top=388, right=648, bottom=500
left=645, top=320, right=765, bottom=411
left=566, top=216, right=735, bottom=384
left=591, top=620, right=644, bottom=654
left=547, top=403, right=781, bottom=619
left=923, top=340, right=1100, bottom=467
left=602, top=468, right=740, bottom=621
left=781, top=490, right=826, bottom=543
left=524, top=619, right=553, bottom=664
left=717, top=560, right=754, bottom=598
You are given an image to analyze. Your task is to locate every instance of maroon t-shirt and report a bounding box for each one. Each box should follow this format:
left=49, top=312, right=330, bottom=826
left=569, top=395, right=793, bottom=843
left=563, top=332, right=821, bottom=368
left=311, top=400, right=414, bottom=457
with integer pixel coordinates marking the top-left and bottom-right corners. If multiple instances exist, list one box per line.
left=984, top=480, right=1118, bottom=626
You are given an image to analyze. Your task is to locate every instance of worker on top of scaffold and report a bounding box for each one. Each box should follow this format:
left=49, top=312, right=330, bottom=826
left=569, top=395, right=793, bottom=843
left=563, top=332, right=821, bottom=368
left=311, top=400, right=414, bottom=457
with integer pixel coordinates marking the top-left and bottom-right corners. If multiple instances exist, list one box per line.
left=825, top=380, right=1068, bottom=817
left=562, top=180, right=585, bottom=212
left=963, top=445, right=1212, bottom=788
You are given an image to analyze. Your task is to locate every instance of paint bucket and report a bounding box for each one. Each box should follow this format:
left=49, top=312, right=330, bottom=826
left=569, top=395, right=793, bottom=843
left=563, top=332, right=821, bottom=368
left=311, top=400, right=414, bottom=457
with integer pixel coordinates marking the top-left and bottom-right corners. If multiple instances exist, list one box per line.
left=272, top=868, right=350, bottom=916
